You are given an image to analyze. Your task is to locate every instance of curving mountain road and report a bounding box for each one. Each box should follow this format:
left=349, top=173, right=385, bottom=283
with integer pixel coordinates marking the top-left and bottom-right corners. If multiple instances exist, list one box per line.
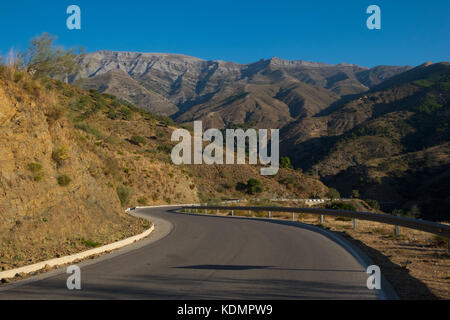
left=0, top=207, right=391, bottom=299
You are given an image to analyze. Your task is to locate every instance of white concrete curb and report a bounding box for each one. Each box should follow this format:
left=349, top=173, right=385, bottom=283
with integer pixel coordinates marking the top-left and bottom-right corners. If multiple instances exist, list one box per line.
left=0, top=225, right=154, bottom=281
left=0, top=203, right=205, bottom=281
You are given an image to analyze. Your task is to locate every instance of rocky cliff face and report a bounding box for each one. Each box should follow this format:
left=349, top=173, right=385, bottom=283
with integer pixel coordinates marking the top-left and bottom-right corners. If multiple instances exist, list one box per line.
left=73, top=51, right=244, bottom=112
left=0, top=71, right=198, bottom=271
left=72, top=51, right=411, bottom=125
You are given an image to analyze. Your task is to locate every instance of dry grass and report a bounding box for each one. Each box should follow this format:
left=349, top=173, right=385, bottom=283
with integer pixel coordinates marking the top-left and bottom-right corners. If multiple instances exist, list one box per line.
left=320, top=217, right=449, bottom=300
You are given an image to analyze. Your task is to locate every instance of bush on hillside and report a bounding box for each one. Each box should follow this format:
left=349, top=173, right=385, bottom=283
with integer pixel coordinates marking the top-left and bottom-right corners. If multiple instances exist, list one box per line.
left=326, top=188, right=340, bottom=200
left=52, top=145, right=69, bottom=165
left=129, top=135, right=146, bottom=146
left=57, top=174, right=72, bottom=186
left=236, top=178, right=263, bottom=195
left=117, top=185, right=131, bottom=206
left=19, top=33, right=84, bottom=78
left=326, top=202, right=356, bottom=211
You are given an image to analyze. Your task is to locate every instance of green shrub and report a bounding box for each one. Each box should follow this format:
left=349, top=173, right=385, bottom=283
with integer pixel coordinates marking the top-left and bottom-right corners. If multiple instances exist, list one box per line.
left=247, top=178, right=262, bottom=194
left=326, top=188, right=341, bottom=200
left=81, top=238, right=101, bottom=248
left=130, top=135, right=146, bottom=146
left=117, top=185, right=131, bottom=206
left=52, top=146, right=68, bottom=165
left=70, top=96, right=93, bottom=111
left=157, top=144, right=172, bottom=154
left=33, top=172, right=44, bottom=182
left=279, top=176, right=297, bottom=189
left=27, top=162, right=42, bottom=173
left=75, top=123, right=104, bottom=139
left=57, top=174, right=72, bottom=186
left=365, top=199, right=380, bottom=210
left=236, top=178, right=263, bottom=195
left=416, top=96, right=442, bottom=114
left=327, top=202, right=356, bottom=211
left=280, top=156, right=291, bottom=168
left=413, top=79, right=433, bottom=88
left=118, top=107, right=133, bottom=120
left=20, top=33, right=83, bottom=78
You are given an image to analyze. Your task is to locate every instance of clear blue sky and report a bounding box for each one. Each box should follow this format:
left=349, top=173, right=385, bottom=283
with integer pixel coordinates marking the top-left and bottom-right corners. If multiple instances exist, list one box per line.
left=0, top=0, right=448, bottom=67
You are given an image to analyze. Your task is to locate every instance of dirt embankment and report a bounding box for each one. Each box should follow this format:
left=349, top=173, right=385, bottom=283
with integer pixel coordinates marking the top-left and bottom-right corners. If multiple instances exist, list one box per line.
left=0, top=75, right=151, bottom=271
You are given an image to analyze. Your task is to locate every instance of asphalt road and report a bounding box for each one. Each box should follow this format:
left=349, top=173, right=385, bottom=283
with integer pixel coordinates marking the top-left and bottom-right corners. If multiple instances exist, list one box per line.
left=0, top=207, right=383, bottom=299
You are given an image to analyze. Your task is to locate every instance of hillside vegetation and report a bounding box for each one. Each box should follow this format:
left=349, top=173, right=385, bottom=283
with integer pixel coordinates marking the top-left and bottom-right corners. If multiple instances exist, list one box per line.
left=282, top=63, right=450, bottom=221
left=0, top=60, right=329, bottom=270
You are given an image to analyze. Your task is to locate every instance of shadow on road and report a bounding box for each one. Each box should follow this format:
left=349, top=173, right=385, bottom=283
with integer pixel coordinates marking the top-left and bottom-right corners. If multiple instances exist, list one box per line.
left=173, top=265, right=365, bottom=273
left=0, top=273, right=377, bottom=300
left=171, top=209, right=438, bottom=300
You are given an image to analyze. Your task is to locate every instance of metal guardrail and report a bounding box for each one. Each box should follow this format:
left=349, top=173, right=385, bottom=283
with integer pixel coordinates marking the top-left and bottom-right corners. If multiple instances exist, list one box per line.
left=181, top=205, right=450, bottom=250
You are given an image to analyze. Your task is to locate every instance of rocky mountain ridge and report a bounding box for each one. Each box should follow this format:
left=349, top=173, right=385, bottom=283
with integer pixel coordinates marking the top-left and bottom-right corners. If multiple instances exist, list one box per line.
left=72, top=51, right=411, bottom=121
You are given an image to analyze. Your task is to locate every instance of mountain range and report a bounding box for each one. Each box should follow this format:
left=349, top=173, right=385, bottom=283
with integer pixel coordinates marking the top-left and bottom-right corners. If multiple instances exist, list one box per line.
left=72, top=51, right=411, bottom=122
left=69, top=51, right=449, bottom=220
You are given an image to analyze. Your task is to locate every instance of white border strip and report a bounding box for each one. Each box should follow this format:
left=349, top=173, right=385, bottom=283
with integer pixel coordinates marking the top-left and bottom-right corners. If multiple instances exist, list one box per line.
left=0, top=225, right=154, bottom=280
left=0, top=203, right=201, bottom=281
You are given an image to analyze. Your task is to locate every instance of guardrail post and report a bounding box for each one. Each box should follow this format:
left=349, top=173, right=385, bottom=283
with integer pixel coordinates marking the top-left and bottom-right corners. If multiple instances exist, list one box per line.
left=292, top=212, right=295, bottom=221
left=353, top=218, right=357, bottom=231
left=320, top=215, right=324, bottom=224
left=395, top=226, right=400, bottom=236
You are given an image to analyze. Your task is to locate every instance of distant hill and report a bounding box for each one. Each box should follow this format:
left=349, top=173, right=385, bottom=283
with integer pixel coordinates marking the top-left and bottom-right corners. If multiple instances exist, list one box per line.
left=281, top=62, right=450, bottom=221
